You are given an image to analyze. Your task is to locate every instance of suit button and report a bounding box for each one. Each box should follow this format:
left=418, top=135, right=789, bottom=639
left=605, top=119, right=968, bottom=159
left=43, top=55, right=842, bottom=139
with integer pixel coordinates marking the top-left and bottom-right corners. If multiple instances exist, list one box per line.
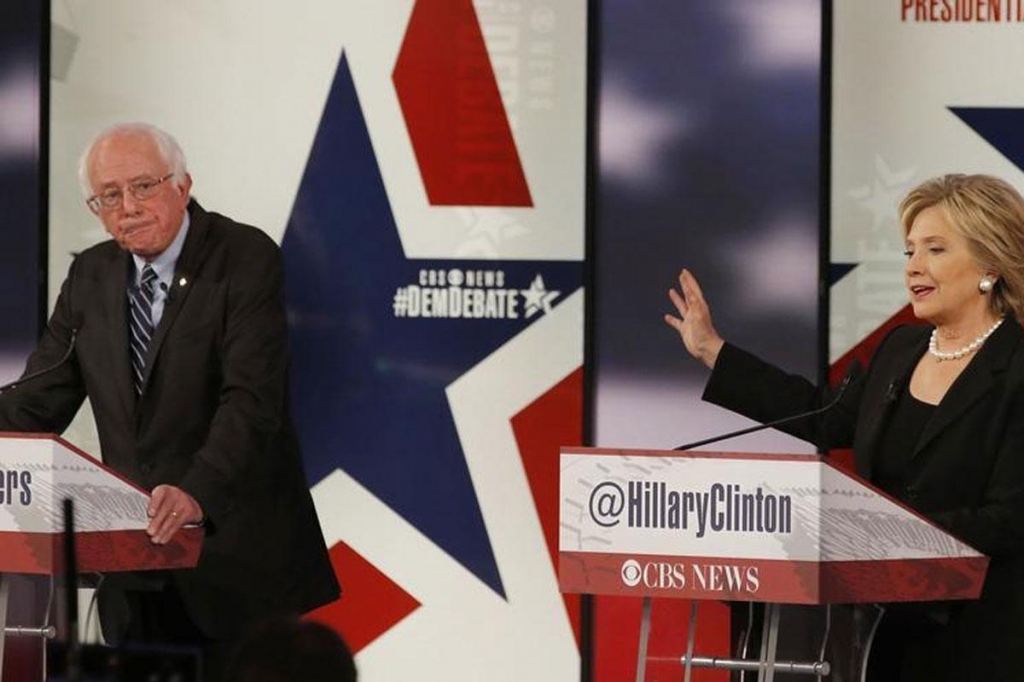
left=140, top=463, right=152, bottom=474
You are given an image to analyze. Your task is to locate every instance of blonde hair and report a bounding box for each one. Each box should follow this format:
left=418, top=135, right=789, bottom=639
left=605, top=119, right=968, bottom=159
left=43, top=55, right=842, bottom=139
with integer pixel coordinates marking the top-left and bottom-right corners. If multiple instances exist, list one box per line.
left=900, top=174, right=1024, bottom=322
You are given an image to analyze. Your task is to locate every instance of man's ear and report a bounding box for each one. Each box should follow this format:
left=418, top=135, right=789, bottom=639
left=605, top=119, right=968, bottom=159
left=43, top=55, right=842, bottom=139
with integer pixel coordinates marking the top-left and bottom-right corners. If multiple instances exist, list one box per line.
left=177, top=172, right=193, bottom=198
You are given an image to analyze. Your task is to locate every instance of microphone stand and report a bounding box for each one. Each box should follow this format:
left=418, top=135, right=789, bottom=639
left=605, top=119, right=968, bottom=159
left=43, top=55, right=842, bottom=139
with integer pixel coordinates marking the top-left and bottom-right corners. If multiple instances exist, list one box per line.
left=0, top=328, right=78, bottom=394
left=674, top=361, right=860, bottom=451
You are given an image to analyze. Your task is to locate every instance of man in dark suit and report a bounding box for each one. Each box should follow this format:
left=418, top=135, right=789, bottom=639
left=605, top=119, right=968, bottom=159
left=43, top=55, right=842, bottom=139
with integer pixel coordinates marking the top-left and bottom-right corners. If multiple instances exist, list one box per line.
left=0, top=123, right=341, bottom=678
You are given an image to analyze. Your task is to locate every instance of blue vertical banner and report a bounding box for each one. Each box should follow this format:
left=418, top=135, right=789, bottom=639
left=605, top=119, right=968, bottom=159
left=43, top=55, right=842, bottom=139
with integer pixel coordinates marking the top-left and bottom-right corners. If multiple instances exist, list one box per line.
left=0, top=0, right=42, bottom=381
left=593, top=0, right=822, bottom=678
left=1, top=2, right=44, bottom=677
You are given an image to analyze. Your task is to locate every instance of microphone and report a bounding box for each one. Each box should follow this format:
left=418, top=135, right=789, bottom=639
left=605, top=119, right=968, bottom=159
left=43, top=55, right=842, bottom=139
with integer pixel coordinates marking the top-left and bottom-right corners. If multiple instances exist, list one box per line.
left=674, top=359, right=862, bottom=451
left=0, top=325, right=80, bottom=394
left=160, top=280, right=174, bottom=303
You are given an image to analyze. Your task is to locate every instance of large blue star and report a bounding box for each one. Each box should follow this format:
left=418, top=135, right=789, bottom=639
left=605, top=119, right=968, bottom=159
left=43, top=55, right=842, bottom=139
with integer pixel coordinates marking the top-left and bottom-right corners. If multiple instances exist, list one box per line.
left=279, top=54, right=582, bottom=598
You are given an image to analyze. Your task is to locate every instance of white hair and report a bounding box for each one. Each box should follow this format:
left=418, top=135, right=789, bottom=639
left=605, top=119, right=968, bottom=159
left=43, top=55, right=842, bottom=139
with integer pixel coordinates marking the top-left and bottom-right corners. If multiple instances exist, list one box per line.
left=77, top=122, right=189, bottom=198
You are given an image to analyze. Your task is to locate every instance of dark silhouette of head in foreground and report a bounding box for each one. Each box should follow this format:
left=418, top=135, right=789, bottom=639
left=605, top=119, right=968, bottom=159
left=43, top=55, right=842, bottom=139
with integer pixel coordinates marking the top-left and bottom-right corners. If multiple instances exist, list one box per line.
left=227, top=617, right=357, bottom=682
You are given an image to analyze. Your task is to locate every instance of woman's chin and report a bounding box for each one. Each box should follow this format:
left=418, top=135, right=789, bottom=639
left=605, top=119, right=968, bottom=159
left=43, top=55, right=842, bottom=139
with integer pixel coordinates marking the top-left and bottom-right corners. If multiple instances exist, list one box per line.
left=909, top=302, right=935, bottom=324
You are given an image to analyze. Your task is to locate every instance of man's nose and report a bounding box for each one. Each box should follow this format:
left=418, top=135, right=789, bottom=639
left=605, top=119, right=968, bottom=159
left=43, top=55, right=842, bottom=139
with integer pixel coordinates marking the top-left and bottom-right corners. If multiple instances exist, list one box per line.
left=121, top=190, right=142, bottom=214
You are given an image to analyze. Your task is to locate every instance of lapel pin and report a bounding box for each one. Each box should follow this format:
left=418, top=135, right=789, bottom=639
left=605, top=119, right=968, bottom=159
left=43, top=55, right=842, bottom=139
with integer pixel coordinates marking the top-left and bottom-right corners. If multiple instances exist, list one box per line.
left=178, top=277, right=188, bottom=287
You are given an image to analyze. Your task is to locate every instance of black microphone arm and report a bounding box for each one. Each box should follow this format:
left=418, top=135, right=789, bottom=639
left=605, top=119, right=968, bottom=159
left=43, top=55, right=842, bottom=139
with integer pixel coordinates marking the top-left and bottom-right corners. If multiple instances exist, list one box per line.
left=674, top=360, right=862, bottom=451
left=0, top=327, right=79, bottom=394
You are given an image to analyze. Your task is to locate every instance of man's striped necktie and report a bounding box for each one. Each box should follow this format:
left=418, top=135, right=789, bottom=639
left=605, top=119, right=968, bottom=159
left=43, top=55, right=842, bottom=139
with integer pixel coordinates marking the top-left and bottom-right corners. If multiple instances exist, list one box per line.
left=129, top=264, right=158, bottom=394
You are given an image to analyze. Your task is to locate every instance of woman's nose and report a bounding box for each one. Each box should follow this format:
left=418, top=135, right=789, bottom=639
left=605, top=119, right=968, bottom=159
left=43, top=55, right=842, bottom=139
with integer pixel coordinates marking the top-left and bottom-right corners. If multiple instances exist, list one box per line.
left=905, top=251, right=922, bottom=274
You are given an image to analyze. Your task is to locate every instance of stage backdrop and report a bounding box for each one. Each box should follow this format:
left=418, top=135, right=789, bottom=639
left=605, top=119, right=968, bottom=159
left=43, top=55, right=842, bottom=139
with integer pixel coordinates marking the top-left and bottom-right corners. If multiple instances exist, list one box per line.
left=593, top=0, right=822, bottom=679
left=48, top=2, right=586, bottom=680
left=830, top=0, right=1024, bottom=370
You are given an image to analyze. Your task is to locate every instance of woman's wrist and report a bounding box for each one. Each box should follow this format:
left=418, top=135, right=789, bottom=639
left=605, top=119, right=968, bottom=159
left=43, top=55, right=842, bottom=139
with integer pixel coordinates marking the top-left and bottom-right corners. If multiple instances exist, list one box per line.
left=700, top=337, right=725, bottom=369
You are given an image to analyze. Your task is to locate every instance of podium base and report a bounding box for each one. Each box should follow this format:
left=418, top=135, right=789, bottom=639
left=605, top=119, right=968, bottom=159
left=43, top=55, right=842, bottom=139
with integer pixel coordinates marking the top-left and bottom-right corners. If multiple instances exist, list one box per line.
left=636, top=601, right=885, bottom=682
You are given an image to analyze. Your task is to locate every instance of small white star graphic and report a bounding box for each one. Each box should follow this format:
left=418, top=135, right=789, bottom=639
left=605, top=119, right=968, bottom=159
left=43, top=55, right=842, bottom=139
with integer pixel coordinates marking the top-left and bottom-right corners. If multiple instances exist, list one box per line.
left=848, top=156, right=917, bottom=231
left=520, top=275, right=560, bottom=318
left=454, top=208, right=529, bottom=258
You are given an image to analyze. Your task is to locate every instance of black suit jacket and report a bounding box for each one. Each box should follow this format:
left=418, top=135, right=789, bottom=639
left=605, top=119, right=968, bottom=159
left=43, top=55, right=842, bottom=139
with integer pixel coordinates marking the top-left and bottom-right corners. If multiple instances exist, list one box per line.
left=0, top=201, right=340, bottom=638
left=703, top=321, right=1024, bottom=680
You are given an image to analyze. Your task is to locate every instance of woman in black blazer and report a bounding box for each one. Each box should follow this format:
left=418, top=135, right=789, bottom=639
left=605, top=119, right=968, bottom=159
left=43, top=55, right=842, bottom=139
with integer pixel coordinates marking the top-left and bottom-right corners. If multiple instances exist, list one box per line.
left=664, top=174, right=1024, bottom=681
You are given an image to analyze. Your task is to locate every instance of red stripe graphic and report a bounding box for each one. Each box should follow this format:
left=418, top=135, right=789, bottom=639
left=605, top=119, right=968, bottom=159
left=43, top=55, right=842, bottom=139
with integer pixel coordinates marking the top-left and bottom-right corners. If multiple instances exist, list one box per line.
left=393, top=0, right=533, bottom=207
left=306, top=541, right=421, bottom=655
left=512, top=367, right=584, bottom=648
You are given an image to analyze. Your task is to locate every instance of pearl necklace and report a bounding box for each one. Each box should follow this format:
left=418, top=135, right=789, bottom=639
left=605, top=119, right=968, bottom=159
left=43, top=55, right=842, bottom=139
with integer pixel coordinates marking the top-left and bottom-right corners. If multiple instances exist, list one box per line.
left=928, top=318, right=1004, bottom=362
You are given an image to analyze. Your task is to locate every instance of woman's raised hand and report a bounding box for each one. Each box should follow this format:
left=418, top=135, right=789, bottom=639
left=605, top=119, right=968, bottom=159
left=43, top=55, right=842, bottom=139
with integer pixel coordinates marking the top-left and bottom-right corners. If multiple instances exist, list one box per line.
left=664, top=268, right=725, bottom=369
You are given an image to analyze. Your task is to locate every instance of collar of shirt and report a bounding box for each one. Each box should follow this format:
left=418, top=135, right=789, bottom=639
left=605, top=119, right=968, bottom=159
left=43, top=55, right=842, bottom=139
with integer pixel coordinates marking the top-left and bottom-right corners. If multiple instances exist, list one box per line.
left=130, top=211, right=190, bottom=330
left=132, top=210, right=191, bottom=289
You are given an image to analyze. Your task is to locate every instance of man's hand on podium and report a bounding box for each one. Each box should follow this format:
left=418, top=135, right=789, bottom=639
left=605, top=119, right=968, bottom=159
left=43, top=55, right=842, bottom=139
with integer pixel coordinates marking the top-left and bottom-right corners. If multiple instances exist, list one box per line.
left=146, top=484, right=204, bottom=544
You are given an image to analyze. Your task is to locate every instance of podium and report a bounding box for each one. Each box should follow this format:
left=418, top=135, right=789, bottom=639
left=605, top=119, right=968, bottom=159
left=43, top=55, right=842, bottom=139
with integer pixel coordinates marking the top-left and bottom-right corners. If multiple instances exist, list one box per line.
left=0, top=433, right=203, bottom=682
left=558, top=447, right=989, bottom=681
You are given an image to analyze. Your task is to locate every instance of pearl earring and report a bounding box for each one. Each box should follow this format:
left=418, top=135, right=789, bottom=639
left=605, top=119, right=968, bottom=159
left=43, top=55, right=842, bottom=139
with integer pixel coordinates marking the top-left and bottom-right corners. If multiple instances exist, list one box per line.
left=979, top=276, right=995, bottom=293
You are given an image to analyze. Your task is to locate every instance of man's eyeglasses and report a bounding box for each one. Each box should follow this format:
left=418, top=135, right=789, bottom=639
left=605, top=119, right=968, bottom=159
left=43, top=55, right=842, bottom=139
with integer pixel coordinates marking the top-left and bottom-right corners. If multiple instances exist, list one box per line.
left=86, top=173, right=174, bottom=213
